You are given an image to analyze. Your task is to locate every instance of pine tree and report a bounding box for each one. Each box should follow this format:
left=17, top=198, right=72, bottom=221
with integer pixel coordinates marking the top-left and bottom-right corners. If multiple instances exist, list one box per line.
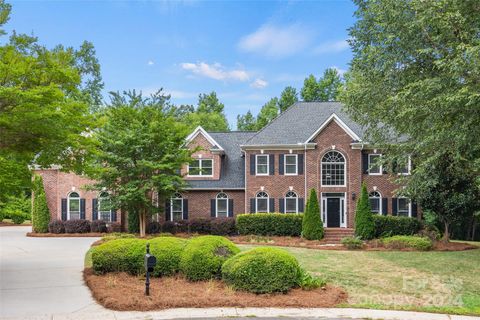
left=354, top=183, right=375, bottom=240
left=32, top=175, right=50, bottom=233
left=302, top=189, right=324, bottom=240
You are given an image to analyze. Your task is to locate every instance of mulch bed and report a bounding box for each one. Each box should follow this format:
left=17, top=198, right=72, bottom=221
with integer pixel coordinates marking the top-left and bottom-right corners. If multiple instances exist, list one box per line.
left=27, top=232, right=105, bottom=237
left=83, top=268, right=347, bottom=311
left=0, top=222, right=32, bottom=227
left=433, top=241, right=478, bottom=251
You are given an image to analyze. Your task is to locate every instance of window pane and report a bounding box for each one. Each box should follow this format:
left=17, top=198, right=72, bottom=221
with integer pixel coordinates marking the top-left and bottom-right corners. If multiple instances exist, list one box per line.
left=257, top=155, right=268, bottom=165
left=202, top=159, right=212, bottom=168
left=285, top=155, right=297, bottom=174
left=217, top=199, right=228, bottom=217
left=285, top=155, right=296, bottom=165
left=286, top=198, right=297, bottom=213
left=369, top=155, right=381, bottom=174
left=70, top=199, right=79, bottom=212
left=202, top=167, right=213, bottom=176
left=70, top=212, right=80, bottom=220
left=172, top=199, right=182, bottom=212
left=100, top=211, right=111, bottom=221
left=189, top=160, right=200, bottom=175
left=257, top=198, right=268, bottom=212
left=172, top=211, right=183, bottom=221
left=370, top=198, right=380, bottom=213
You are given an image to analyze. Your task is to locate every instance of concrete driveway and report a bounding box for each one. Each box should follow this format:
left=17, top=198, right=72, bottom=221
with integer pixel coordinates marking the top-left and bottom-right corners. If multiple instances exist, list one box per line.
left=0, top=226, right=103, bottom=318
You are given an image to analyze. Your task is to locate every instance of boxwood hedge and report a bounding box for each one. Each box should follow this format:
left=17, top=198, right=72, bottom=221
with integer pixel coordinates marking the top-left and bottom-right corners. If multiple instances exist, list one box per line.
left=373, top=215, right=423, bottom=238
left=236, top=213, right=303, bottom=236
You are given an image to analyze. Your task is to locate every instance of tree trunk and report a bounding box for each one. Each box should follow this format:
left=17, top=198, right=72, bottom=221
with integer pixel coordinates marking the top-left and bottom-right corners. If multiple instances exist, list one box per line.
left=472, top=219, right=477, bottom=241
left=442, top=220, right=450, bottom=243
left=139, top=208, right=146, bottom=237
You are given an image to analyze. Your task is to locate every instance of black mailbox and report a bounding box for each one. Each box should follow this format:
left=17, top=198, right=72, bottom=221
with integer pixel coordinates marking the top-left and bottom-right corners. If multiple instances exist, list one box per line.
left=144, top=254, right=156, bottom=273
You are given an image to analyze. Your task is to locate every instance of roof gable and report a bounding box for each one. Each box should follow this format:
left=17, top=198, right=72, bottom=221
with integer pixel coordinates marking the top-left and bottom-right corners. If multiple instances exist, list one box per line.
left=305, top=113, right=361, bottom=143
left=185, top=126, right=224, bottom=151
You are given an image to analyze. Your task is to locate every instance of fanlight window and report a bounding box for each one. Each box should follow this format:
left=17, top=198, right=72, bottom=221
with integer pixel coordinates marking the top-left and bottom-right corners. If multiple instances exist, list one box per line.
left=68, top=192, right=80, bottom=220
left=369, top=191, right=381, bottom=214
left=170, top=193, right=183, bottom=221
left=321, top=151, right=346, bottom=186
left=216, top=192, right=228, bottom=218
left=255, top=191, right=269, bottom=213
left=285, top=191, right=298, bottom=214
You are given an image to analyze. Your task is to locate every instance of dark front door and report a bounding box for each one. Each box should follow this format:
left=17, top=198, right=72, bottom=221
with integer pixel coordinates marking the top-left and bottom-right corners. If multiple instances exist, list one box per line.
left=326, top=198, right=341, bottom=227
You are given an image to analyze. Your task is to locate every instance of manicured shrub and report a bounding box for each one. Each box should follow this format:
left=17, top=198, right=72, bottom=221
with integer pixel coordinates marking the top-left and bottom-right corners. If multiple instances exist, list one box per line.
left=302, top=189, right=324, bottom=240
left=101, top=232, right=135, bottom=242
left=382, top=235, right=432, bottom=251
left=354, top=183, right=375, bottom=240
left=222, top=247, right=302, bottom=293
left=189, top=218, right=211, bottom=234
left=179, top=235, right=240, bottom=281
left=148, top=237, right=187, bottom=276
left=210, top=217, right=236, bottom=235
left=236, top=213, right=303, bottom=236
left=162, top=221, right=176, bottom=234
left=372, top=215, right=423, bottom=238
left=32, top=175, right=50, bottom=233
left=341, top=236, right=363, bottom=249
left=297, top=268, right=326, bottom=290
left=11, top=212, right=26, bottom=224
left=91, top=220, right=108, bottom=233
left=127, top=210, right=140, bottom=233
left=48, top=220, right=65, bottom=234
left=92, top=238, right=146, bottom=275
left=64, top=219, right=91, bottom=233
left=0, top=210, right=4, bottom=222
left=147, top=221, right=161, bottom=234
left=176, top=220, right=189, bottom=233
left=108, top=222, right=122, bottom=233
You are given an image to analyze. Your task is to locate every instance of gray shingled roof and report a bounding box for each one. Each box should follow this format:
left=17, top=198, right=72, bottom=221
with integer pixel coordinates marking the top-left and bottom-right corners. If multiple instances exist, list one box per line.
left=244, top=102, right=365, bottom=145
left=186, top=131, right=255, bottom=189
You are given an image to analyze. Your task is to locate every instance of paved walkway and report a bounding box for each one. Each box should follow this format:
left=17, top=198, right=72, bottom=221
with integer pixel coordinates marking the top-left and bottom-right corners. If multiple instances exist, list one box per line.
left=1, top=227, right=478, bottom=320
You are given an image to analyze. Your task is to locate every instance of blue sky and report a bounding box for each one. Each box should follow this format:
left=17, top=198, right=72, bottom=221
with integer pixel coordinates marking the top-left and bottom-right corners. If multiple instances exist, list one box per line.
left=6, top=0, right=356, bottom=128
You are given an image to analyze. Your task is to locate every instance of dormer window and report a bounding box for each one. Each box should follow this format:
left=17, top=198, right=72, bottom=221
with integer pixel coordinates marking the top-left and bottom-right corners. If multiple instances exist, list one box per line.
left=188, top=159, right=213, bottom=177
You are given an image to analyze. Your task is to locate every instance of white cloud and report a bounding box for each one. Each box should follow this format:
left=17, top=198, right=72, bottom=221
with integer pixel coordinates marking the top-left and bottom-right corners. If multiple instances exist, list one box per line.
left=238, top=23, right=312, bottom=58
left=250, top=78, right=268, bottom=89
left=313, top=39, right=349, bottom=54
left=147, top=60, right=155, bottom=66
left=331, top=66, right=347, bottom=76
left=180, top=62, right=250, bottom=81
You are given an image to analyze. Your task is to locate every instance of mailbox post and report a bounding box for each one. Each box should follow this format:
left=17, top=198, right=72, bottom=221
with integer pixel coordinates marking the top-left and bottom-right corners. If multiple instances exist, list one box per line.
left=144, top=242, right=157, bottom=296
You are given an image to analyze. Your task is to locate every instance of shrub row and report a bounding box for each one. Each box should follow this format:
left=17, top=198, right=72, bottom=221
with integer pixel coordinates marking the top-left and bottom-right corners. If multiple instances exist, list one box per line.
left=382, top=235, right=433, bottom=251
left=147, top=217, right=236, bottom=236
left=373, top=215, right=423, bottom=238
left=48, top=219, right=121, bottom=234
left=236, top=213, right=303, bottom=236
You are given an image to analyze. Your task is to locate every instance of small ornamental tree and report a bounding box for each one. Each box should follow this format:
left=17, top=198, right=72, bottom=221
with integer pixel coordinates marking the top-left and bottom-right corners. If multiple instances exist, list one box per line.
left=302, top=189, right=324, bottom=240
left=355, top=183, right=375, bottom=240
left=32, top=175, right=50, bottom=233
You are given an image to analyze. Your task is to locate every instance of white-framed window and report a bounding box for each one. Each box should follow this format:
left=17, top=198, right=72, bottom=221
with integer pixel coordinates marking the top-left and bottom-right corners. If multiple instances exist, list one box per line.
left=368, top=191, right=382, bottom=214
left=368, top=154, right=382, bottom=175
left=321, top=151, right=346, bottom=186
left=256, top=155, right=269, bottom=175
left=398, top=157, right=412, bottom=175
left=188, top=159, right=213, bottom=177
left=170, top=193, right=183, bottom=221
left=284, top=154, right=298, bottom=175
left=285, top=191, right=298, bottom=214
left=255, top=191, right=269, bottom=213
left=68, top=192, right=80, bottom=220
left=98, top=191, right=112, bottom=222
left=397, top=198, right=411, bottom=217
left=216, top=192, right=228, bottom=218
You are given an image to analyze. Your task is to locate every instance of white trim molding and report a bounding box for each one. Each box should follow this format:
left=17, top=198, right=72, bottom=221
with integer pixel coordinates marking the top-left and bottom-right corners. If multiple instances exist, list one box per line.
left=305, top=113, right=361, bottom=143
left=185, top=126, right=225, bottom=152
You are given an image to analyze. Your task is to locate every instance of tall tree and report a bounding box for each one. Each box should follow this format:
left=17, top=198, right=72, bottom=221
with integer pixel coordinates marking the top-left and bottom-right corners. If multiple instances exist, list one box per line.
left=342, top=0, right=480, bottom=240
left=92, top=91, right=192, bottom=237
left=256, top=97, right=279, bottom=129
left=318, top=68, right=343, bottom=101
left=0, top=1, right=100, bottom=201
left=301, top=74, right=320, bottom=102
left=278, top=86, right=299, bottom=112
left=236, top=111, right=257, bottom=131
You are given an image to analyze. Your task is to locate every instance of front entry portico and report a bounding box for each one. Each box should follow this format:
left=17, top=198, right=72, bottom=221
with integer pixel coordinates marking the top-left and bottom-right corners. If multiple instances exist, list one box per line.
left=321, top=192, right=347, bottom=228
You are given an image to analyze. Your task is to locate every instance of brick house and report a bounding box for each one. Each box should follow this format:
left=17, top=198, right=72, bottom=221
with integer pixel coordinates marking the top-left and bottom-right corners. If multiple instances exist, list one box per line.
left=34, top=102, right=417, bottom=229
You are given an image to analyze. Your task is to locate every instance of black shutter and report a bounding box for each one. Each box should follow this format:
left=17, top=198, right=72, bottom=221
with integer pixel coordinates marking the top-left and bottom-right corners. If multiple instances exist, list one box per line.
left=269, top=198, right=275, bottom=212
left=228, top=199, right=234, bottom=217
left=61, top=198, right=67, bottom=221
left=111, top=209, right=117, bottom=222
left=165, top=200, right=171, bottom=221
left=298, top=154, right=304, bottom=175
left=269, top=154, right=275, bottom=175
left=250, top=154, right=255, bottom=175
left=362, top=152, right=369, bottom=174
left=80, top=198, right=86, bottom=220
left=298, top=198, right=305, bottom=213
left=92, top=199, right=98, bottom=220
left=279, top=154, right=284, bottom=175
left=210, top=199, right=216, bottom=217
left=382, top=198, right=388, bottom=215
left=279, top=198, right=285, bottom=213
left=250, top=198, right=256, bottom=213
left=183, top=199, right=188, bottom=220
left=412, top=201, right=418, bottom=218
left=392, top=198, right=398, bottom=216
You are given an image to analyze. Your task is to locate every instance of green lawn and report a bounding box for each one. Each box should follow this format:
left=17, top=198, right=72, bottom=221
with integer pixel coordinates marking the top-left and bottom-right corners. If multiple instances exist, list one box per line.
left=239, top=244, right=480, bottom=315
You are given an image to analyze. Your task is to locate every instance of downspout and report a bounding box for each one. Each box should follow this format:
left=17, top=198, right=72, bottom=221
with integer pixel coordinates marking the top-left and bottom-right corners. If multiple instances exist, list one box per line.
left=243, top=150, right=247, bottom=214
left=304, top=143, right=307, bottom=200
